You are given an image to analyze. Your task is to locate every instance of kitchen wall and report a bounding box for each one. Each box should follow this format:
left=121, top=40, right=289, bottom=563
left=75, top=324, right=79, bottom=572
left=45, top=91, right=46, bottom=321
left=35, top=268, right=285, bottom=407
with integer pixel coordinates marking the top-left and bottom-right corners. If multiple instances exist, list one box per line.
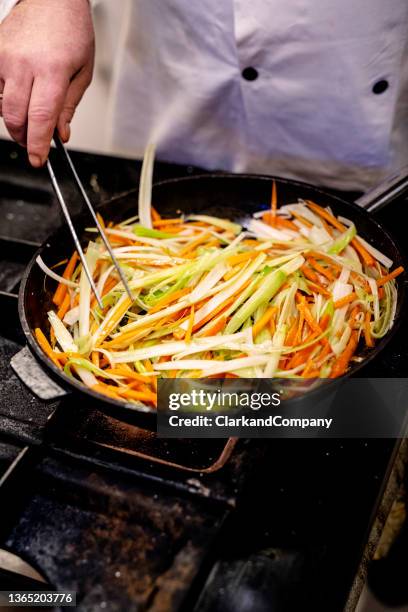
left=0, top=0, right=126, bottom=154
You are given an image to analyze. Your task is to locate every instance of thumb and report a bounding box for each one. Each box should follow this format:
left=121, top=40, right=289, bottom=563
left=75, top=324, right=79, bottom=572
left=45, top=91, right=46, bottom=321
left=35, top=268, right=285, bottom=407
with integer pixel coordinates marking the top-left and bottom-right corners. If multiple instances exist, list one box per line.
left=57, top=63, right=93, bottom=142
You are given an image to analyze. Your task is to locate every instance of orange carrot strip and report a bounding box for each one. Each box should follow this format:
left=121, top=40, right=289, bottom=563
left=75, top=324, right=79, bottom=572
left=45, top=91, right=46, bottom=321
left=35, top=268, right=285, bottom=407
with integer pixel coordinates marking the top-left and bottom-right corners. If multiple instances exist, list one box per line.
left=199, top=316, right=227, bottom=338
left=192, top=279, right=251, bottom=332
left=57, top=293, right=71, bottom=320
left=227, top=251, right=259, bottom=266
left=302, top=367, right=321, bottom=378
left=313, top=342, right=332, bottom=367
left=149, top=287, right=191, bottom=313
left=297, top=302, right=329, bottom=347
left=262, top=212, right=297, bottom=230
left=90, top=276, right=118, bottom=309
left=308, top=257, right=335, bottom=282
left=290, top=209, right=313, bottom=228
left=96, top=213, right=105, bottom=229
left=307, top=251, right=341, bottom=270
left=185, top=305, right=195, bottom=343
left=333, top=292, right=357, bottom=309
left=285, top=318, right=298, bottom=347
left=223, top=264, right=246, bottom=281
left=192, top=297, right=236, bottom=332
left=52, top=251, right=78, bottom=306
left=306, top=201, right=375, bottom=266
left=330, top=331, right=359, bottom=378
left=151, top=206, right=161, bottom=222
left=349, top=306, right=361, bottom=328
left=306, top=282, right=331, bottom=298
left=95, top=296, right=133, bottom=346
left=321, top=218, right=334, bottom=238
left=277, top=217, right=298, bottom=231
left=117, top=386, right=157, bottom=406
left=34, top=328, right=62, bottom=369
left=153, top=218, right=183, bottom=227
left=271, top=180, right=277, bottom=218
left=143, top=359, right=157, bottom=392
left=92, top=383, right=122, bottom=400
left=179, top=232, right=212, bottom=257
left=301, top=264, right=319, bottom=283
left=295, top=312, right=304, bottom=345
left=376, top=266, right=404, bottom=287
left=269, top=310, right=277, bottom=335
left=253, top=306, right=278, bottom=339
left=242, top=239, right=263, bottom=247
left=286, top=332, right=319, bottom=369
left=364, top=311, right=374, bottom=348
left=91, top=351, right=99, bottom=368
left=173, top=329, right=186, bottom=340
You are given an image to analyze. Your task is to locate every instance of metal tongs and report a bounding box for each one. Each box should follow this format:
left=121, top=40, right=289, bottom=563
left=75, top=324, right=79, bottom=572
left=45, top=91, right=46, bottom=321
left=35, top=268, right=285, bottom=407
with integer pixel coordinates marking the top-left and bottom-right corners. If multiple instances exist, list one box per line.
left=46, top=134, right=133, bottom=309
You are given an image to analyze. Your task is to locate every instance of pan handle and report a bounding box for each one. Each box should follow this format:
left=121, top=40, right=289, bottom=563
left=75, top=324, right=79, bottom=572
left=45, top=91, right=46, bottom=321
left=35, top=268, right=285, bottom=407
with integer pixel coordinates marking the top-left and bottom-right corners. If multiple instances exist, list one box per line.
left=10, top=346, right=69, bottom=401
left=355, top=165, right=408, bottom=213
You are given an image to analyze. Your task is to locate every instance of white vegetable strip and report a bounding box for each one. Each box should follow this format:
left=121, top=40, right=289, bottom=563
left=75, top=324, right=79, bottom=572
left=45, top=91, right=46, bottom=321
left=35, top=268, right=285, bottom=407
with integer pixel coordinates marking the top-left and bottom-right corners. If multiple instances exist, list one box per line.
left=263, top=325, right=287, bottom=377
left=153, top=355, right=270, bottom=375
left=117, top=301, right=188, bottom=335
left=248, top=219, right=295, bottom=241
left=138, top=143, right=155, bottom=229
left=187, top=263, right=227, bottom=303
left=36, top=255, right=78, bottom=289
left=48, top=311, right=77, bottom=353
left=63, top=306, right=80, bottom=326
left=368, top=277, right=380, bottom=322
left=75, top=366, right=98, bottom=388
left=112, top=331, right=248, bottom=363
left=352, top=236, right=393, bottom=269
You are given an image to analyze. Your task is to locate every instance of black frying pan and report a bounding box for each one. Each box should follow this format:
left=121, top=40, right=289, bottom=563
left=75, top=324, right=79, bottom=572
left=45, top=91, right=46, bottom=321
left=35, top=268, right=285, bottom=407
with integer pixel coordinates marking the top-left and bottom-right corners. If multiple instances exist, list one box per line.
left=15, top=173, right=407, bottom=429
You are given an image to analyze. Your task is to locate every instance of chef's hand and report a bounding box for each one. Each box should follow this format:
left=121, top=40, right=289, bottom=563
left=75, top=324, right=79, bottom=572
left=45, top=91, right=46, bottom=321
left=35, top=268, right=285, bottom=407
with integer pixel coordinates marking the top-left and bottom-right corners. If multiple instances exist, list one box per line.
left=0, top=0, right=94, bottom=167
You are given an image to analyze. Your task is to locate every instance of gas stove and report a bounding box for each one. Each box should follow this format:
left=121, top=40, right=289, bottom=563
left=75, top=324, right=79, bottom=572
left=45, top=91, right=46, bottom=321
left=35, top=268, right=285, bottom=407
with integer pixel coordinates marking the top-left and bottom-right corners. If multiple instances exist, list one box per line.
left=0, top=138, right=407, bottom=611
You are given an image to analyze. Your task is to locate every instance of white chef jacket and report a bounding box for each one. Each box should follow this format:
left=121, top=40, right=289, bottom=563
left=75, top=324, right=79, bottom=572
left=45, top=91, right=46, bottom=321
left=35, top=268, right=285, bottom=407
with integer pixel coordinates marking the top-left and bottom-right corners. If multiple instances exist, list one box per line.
left=2, top=0, right=408, bottom=191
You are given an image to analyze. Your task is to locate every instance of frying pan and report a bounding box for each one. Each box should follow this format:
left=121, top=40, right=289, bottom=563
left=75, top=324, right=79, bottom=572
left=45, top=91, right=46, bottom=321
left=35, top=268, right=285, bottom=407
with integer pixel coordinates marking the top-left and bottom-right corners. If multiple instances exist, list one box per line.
left=13, top=172, right=407, bottom=429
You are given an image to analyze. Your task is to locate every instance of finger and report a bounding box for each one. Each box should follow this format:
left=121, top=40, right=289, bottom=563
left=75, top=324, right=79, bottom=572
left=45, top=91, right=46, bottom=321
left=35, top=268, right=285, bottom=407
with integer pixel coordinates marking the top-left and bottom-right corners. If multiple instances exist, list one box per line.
left=0, top=79, right=4, bottom=117
left=57, top=62, right=93, bottom=143
left=27, top=75, right=70, bottom=167
left=1, top=74, right=33, bottom=146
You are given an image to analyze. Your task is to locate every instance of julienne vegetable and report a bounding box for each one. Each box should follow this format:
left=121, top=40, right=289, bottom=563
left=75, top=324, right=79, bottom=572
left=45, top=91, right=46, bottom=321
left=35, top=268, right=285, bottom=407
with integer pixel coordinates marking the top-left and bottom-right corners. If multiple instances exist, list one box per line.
left=34, top=151, right=404, bottom=407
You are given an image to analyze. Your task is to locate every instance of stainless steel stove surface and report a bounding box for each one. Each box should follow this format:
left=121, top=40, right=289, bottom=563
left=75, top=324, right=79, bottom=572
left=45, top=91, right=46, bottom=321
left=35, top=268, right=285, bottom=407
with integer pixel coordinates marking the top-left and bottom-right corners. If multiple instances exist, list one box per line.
left=0, top=138, right=407, bottom=612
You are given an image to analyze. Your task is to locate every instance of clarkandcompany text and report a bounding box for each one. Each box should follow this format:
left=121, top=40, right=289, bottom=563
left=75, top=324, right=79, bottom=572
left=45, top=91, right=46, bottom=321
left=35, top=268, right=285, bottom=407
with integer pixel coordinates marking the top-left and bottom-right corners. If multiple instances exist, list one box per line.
left=168, top=415, right=333, bottom=430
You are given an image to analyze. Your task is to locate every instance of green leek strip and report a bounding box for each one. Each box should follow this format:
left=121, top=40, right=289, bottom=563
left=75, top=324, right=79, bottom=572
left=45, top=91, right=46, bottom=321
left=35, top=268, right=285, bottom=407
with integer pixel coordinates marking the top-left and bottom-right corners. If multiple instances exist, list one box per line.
left=327, top=224, right=356, bottom=255
left=221, top=278, right=261, bottom=319
left=133, top=226, right=175, bottom=239
left=64, top=357, right=122, bottom=383
left=226, top=269, right=287, bottom=334
left=371, top=282, right=393, bottom=338
left=186, top=214, right=242, bottom=235
left=79, top=242, right=100, bottom=337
